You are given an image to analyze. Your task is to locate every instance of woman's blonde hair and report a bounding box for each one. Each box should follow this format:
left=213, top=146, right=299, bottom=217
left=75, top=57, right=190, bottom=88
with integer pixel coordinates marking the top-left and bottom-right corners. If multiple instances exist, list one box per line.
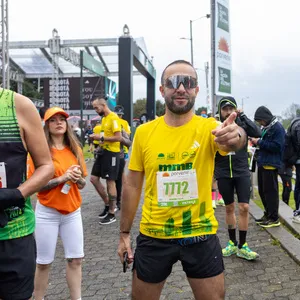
left=44, top=116, right=84, bottom=173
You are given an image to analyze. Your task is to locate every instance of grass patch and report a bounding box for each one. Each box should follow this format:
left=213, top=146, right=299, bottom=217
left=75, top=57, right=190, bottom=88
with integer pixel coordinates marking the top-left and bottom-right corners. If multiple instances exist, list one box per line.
left=82, top=144, right=94, bottom=159
left=252, top=182, right=295, bottom=211
left=271, top=238, right=280, bottom=246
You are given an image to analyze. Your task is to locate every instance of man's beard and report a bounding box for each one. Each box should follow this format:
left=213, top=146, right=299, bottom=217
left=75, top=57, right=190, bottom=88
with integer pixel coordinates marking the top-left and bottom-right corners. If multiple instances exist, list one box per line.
left=98, top=111, right=105, bottom=117
left=165, top=95, right=195, bottom=115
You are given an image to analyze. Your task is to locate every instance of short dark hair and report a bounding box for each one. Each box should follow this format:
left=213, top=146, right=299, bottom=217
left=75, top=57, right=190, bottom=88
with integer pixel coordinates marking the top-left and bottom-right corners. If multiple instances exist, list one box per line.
left=39, top=106, right=48, bottom=120
left=160, top=60, right=197, bottom=85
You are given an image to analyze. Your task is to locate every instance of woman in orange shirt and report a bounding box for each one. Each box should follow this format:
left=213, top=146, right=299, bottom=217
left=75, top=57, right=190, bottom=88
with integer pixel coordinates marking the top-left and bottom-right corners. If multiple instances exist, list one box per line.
left=31, top=107, right=87, bottom=300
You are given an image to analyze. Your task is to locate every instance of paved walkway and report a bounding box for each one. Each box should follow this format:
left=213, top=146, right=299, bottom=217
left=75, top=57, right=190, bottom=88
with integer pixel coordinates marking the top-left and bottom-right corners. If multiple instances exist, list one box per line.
left=44, top=161, right=300, bottom=299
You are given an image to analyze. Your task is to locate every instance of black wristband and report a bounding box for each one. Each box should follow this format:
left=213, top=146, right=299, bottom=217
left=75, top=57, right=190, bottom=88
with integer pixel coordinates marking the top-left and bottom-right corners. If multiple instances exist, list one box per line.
left=0, top=189, right=25, bottom=210
left=120, top=231, right=130, bottom=234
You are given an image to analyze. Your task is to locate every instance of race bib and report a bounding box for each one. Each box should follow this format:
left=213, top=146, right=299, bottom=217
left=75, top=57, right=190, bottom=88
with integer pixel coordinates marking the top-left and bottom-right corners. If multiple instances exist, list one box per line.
left=157, top=169, right=199, bottom=207
left=0, top=162, right=7, bottom=188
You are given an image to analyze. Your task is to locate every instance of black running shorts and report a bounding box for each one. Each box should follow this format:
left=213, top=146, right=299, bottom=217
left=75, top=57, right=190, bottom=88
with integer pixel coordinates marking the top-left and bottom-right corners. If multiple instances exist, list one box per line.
left=133, top=233, right=224, bottom=283
left=91, top=149, right=120, bottom=180
left=217, top=176, right=251, bottom=205
left=0, top=234, right=36, bottom=300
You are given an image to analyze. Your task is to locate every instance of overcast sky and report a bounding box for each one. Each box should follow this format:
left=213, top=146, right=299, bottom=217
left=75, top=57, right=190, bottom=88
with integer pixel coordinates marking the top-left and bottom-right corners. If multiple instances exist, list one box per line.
left=9, top=0, right=300, bottom=118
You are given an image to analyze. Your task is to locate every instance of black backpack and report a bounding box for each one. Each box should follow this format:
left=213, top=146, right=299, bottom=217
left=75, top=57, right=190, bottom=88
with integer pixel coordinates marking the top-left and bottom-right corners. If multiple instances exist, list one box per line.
left=283, top=118, right=300, bottom=166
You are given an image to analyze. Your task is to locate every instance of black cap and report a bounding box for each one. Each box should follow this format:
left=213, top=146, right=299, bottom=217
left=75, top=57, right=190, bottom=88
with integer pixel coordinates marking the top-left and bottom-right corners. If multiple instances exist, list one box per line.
left=219, top=96, right=237, bottom=110
left=114, top=105, right=124, bottom=115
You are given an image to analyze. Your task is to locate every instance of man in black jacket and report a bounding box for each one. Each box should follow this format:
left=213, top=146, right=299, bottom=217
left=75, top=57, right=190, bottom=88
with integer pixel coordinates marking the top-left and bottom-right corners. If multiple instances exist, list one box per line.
left=215, top=97, right=261, bottom=260
left=251, top=106, right=285, bottom=228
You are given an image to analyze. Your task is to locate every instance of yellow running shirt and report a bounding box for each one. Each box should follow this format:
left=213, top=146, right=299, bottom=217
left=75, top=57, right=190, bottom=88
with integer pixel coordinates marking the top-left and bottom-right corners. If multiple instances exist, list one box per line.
left=101, top=112, right=121, bottom=153
left=119, top=118, right=131, bottom=154
left=93, top=124, right=102, bottom=145
left=129, top=115, right=225, bottom=239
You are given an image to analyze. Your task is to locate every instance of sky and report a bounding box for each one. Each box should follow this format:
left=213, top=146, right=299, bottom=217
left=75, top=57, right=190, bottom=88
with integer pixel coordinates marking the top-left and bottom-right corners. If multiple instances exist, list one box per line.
left=8, top=0, right=300, bottom=119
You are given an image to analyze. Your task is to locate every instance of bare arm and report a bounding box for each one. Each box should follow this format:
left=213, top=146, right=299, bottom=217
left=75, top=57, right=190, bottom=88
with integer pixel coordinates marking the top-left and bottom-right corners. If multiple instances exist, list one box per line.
left=76, top=177, right=86, bottom=189
left=39, top=175, right=68, bottom=192
left=118, top=170, right=144, bottom=264
left=90, top=131, right=122, bottom=143
left=120, top=170, right=144, bottom=232
left=15, top=93, right=54, bottom=197
left=103, top=131, right=122, bottom=142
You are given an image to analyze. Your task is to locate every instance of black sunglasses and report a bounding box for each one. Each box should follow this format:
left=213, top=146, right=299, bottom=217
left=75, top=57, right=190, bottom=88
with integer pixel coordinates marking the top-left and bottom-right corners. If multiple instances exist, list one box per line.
left=164, top=75, right=198, bottom=90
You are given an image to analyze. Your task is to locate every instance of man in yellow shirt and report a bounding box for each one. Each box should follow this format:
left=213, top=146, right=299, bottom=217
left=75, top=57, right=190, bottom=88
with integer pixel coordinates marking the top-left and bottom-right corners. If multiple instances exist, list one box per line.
left=92, top=120, right=102, bottom=159
left=114, top=105, right=131, bottom=210
left=117, top=60, right=247, bottom=300
left=90, top=97, right=121, bottom=225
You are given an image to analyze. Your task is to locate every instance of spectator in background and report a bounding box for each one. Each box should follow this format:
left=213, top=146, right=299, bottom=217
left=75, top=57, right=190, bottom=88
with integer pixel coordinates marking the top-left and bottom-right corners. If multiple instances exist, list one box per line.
left=114, top=105, right=132, bottom=210
left=252, top=106, right=285, bottom=228
left=278, top=165, right=293, bottom=205
left=92, top=120, right=102, bottom=160
left=39, top=106, right=49, bottom=124
left=90, top=97, right=121, bottom=225
left=215, top=97, right=261, bottom=260
left=31, top=107, right=87, bottom=300
left=85, top=125, right=94, bottom=152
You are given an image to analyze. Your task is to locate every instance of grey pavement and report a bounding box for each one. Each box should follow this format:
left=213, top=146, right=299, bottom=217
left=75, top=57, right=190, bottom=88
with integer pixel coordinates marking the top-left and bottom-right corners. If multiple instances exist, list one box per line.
left=43, top=161, right=300, bottom=300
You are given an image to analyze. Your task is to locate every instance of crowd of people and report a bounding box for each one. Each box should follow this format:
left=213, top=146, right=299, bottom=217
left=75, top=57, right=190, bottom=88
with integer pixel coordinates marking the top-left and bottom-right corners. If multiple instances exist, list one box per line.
left=0, top=59, right=299, bottom=300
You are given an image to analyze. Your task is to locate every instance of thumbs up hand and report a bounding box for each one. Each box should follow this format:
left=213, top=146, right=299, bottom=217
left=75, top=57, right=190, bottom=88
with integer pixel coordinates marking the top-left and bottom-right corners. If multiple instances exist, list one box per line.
left=212, top=112, right=245, bottom=150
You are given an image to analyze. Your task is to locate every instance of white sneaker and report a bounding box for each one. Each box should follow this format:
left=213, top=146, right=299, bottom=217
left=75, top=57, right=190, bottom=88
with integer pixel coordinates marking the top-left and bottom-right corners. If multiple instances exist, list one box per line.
left=292, top=215, right=300, bottom=224
left=212, top=200, right=216, bottom=209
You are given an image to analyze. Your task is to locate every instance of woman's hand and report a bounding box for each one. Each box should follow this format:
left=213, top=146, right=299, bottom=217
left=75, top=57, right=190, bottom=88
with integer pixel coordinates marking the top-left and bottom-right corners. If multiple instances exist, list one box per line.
left=64, top=165, right=81, bottom=183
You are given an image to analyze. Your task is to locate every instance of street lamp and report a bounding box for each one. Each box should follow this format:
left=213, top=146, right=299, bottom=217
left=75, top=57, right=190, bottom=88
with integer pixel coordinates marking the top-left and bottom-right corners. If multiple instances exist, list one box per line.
left=241, top=96, right=249, bottom=110
left=180, top=14, right=210, bottom=66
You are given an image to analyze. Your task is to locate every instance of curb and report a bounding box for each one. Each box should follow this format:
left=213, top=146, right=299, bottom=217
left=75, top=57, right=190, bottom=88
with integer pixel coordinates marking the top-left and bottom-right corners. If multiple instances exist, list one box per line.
left=249, top=200, right=300, bottom=265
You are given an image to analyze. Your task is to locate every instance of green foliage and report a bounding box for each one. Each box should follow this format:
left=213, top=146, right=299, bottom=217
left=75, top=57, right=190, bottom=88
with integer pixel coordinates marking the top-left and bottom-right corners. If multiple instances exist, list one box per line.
left=278, top=103, right=300, bottom=129
left=156, top=100, right=165, bottom=116
left=283, top=103, right=300, bottom=121
left=133, top=98, right=165, bottom=118
left=133, top=99, right=147, bottom=118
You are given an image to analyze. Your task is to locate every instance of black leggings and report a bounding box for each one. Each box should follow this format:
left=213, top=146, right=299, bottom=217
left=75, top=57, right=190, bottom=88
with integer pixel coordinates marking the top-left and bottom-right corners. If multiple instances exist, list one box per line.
left=116, top=158, right=125, bottom=203
left=217, top=177, right=251, bottom=205
left=279, top=174, right=292, bottom=205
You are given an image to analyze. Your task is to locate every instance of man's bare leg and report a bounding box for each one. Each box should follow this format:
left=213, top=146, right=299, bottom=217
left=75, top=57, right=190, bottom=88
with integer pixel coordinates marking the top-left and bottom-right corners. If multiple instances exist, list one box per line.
left=90, top=175, right=109, bottom=204
left=188, top=272, right=225, bottom=300
left=131, top=270, right=165, bottom=300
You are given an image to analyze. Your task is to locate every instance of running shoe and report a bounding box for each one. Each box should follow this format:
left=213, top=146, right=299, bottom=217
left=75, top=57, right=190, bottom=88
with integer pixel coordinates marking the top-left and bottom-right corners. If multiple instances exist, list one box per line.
left=237, top=243, right=259, bottom=260
left=99, top=213, right=116, bottom=225
left=259, top=219, right=280, bottom=228
left=222, top=240, right=238, bottom=257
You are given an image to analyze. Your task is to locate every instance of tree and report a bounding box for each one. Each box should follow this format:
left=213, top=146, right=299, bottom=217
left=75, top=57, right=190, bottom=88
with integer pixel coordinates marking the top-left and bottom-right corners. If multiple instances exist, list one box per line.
left=133, top=99, right=147, bottom=118
left=133, top=98, right=165, bottom=118
left=280, top=103, right=300, bottom=129
left=283, top=103, right=300, bottom=121
left=195, top=106, right=207, bottom=116
left=156, top=100, right=165, bottom=116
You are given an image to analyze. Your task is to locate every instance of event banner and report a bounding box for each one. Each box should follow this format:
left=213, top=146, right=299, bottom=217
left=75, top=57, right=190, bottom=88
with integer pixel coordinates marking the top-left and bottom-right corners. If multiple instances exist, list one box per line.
left=214, top=0, right=232, bottom=95
left=43, top=76, right=117, bottom=111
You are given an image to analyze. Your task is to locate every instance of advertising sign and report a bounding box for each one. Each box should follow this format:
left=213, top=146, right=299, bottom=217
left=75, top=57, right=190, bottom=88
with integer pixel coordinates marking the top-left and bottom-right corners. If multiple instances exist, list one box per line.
left=43, top=76, right=116, bottom=111
left=214, top=0, right=232, bottom=95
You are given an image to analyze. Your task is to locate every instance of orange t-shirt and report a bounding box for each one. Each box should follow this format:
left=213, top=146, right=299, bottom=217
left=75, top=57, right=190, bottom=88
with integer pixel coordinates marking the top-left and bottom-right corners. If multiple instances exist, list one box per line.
left=28, top=147, right=87, bottom=214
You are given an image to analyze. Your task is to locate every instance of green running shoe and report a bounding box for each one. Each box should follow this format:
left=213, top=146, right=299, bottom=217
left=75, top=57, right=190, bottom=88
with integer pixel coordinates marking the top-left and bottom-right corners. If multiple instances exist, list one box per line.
left=222, top=240, right=238, bottom=257
left=237, top=243, right=259, bottom=260
left=217, top=198, right=225, bottom=206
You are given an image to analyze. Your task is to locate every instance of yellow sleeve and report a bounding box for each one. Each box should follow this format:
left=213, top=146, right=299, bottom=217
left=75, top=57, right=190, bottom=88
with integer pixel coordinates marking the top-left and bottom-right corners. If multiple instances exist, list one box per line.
left=128, top=127, right=144, bottom=172
left=124, top=120, right=131, bottom=134
left=112, top=116, right=121, bottom=133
